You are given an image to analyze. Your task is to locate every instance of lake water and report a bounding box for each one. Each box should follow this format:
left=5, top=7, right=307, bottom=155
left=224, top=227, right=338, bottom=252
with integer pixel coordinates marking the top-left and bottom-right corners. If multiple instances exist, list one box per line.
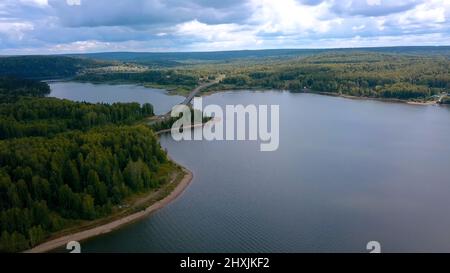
left=49, top=82, right=184, bottom=115
left=50, top=83, right=450, bottom=252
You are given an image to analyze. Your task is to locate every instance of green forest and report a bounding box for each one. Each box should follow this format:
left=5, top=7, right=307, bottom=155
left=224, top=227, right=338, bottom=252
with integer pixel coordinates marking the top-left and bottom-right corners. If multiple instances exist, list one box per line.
left=2, top=50, right=449, bottom=101
left=0, top=77, right=172, bottom=252
left=75, top=70, right=198, bottom=94
left=71, top=51, right=450, bottom=101
left=0, top=76, right=50, bottom=102
left=0, top=98, right=153, bottom=139
left=205, top=52, right=450, bottom=101
left=0, top=56, right=111, bottom=79
left=1, top=49, right=449, bottom=251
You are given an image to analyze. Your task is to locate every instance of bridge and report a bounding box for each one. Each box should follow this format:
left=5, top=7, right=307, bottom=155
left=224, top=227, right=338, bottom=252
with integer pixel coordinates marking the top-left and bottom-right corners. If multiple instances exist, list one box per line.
left=148, top=75, right=224, bottom=125
left=181, top=76, right=224, bottom=106
left=438, top=93, right=449, bottom=104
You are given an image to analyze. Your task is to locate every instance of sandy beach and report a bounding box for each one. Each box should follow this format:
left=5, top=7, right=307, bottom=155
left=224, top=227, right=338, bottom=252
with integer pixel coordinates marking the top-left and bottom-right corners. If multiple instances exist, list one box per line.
left=24, top=168, right=193, bottom=253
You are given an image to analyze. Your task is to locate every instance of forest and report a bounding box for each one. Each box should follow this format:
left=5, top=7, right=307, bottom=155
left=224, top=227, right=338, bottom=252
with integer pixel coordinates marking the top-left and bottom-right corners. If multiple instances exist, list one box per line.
left=3, top=49, right=449, bottom=101
left=206, top=52, right=450, bottom=100
left=71, top=50, right=450, bottom=101
left=0, top=56, right=111, bottom=79
left=1, top=49, right=449, bottom=251
left=0, top=98, right=153, bottom=139
left=0, top=76, right=51, bottom=103
left=0, top=78, right=169, bottom=252
left=74, top=70, right=198, bottom=93
left=74, top=46, right=450, bottom=65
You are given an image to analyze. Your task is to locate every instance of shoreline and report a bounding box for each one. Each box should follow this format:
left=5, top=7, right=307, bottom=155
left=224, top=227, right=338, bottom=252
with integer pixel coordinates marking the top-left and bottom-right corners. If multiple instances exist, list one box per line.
left=24, top=166, right=193, bottom=253
left=318, top=91, right=438, bottom=105
left=316, top=91, right=438, bottom=106
left=201, top=87, right=441, bottom=106
left=25, top=80, right=219, bottom=253
left=48, top=80, right=444, bottom=106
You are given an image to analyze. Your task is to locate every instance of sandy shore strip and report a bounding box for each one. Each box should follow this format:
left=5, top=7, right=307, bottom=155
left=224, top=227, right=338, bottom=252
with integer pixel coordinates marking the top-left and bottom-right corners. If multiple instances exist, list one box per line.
left=25, top=168, right=193, bottom=253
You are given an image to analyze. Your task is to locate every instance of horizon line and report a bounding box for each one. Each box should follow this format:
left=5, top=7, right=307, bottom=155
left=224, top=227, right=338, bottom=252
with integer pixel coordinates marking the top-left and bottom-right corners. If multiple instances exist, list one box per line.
left=1, top=45, right=450, bottom=57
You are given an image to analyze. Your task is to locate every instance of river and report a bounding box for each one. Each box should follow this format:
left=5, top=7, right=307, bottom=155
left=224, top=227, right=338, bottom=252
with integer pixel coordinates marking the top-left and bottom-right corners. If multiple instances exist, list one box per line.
left=49, top=82, right=184, bottom=115
left=49, top=83, right=450, bottom=252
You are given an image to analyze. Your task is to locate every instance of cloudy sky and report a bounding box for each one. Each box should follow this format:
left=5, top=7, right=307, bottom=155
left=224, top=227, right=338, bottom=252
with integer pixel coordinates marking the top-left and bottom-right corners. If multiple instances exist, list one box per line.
left=0, top=0, right=449, bottom=54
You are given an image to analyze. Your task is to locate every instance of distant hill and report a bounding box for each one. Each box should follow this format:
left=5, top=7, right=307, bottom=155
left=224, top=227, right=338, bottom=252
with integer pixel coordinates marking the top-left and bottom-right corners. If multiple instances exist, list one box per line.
left=1, top=47, right=449, bottom=78
left=68, top=46, right=450, bottom=65
left=0, top=55, right=111, bottom=80
left=67, top=49, right=321, bottom=63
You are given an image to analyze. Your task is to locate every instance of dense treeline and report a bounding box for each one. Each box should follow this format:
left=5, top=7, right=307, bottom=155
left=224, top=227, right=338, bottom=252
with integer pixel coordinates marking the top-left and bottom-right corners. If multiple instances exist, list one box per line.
left=0, top=125, right=171, bottom=252
left=0, top=77, right=153, bottom=139
left=74, top=51, right=449, bottom=101
left=73, top=47, right=450, bottom=65
left=2, top=49, right=449, bottom=101
left=0, top=97, right=154, bottom=139
left=0, top=77, right=50, bottom=102
left=0, top=76, right=168, bottom=252
left=75, top=70, right=198, bottom=89
left=203, top=52, right=450, bottom=100
left=0, top=56, right=109, bottom=79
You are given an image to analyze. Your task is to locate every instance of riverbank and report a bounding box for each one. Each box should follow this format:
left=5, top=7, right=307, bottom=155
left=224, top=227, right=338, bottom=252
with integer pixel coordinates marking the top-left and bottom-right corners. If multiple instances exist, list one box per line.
left=24, top=79, right=216, bottom=253
left=24, top=165, right=193, bottom=253
left=49, top=78, right=191, bottom=96
left=320, top=92, right=438, bottom=105
left=201, top=86, right=440, bottom=106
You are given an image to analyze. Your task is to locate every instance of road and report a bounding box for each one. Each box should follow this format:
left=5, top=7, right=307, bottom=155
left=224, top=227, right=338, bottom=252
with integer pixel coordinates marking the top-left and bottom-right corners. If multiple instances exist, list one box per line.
left=181, top=76, right=223, bottom=106
left=148, top=75, right=224, bottom=125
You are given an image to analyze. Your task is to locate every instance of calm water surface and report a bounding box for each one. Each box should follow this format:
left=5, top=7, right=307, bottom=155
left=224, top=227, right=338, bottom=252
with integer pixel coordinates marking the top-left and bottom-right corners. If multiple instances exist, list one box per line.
left=49, top=82, right=184, bottom=115
left=51, top=85, right=450, bottom=252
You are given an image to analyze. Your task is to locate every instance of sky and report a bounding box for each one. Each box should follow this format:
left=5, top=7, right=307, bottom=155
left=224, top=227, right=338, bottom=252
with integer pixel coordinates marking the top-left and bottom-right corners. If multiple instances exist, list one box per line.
left=0, top=0, right=449, bottom=54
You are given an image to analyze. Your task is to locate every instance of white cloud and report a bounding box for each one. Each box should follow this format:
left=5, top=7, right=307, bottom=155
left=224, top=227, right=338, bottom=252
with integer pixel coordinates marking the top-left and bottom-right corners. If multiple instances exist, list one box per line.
left=376, top=18, right=386, bottom=31
left=0, top=21, right=34, bottom=40
left=175, top=19, right=262, bottom=50
left=397, top=0, right=448, bottom=26
left=66, top=0, right=81, bottom=6
left=314, top=32, right=450, bottom=48
left=367, top=0, right=382, bottom=6
left=249, top=0, right=340, bottom=35
left=20, top=0, right=48, bottom=6
left=50, top=40, right=108, bottom=52
left=352, top=24, right=366, bottom=31
left=0, top=0, right=450, bottom=53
